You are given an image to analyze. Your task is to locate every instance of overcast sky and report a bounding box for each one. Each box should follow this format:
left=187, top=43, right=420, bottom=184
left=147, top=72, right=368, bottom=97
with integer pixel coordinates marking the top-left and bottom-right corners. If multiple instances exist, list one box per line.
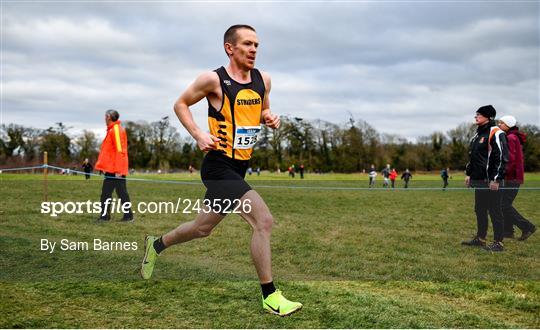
left=2, top=1, right=539, bottom=141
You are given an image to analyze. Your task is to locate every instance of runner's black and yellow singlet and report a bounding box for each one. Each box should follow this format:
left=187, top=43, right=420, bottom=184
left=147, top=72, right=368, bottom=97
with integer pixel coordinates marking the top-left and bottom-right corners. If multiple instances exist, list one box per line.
left=207, top=66, right=266, bottom=161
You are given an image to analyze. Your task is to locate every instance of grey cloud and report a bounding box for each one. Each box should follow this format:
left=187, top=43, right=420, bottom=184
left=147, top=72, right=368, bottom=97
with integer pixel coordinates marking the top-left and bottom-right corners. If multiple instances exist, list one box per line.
left=2, top=2, right=538, bottom=141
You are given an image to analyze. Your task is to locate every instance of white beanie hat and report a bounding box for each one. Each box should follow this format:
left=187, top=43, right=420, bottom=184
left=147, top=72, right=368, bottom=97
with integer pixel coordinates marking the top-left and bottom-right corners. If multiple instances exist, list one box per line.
left=499, top=115, right=516, bottom=128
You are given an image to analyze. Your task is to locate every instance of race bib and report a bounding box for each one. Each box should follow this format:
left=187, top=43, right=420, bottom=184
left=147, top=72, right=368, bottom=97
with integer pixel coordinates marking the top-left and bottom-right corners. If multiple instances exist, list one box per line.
left=233, top=126, right=261, bottom=149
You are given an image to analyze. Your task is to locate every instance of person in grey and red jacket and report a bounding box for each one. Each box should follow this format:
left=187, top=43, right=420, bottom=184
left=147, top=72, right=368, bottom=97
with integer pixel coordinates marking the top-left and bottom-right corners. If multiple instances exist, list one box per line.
left=462, top=105, right=508, bottom=252
left=498, top=115, right=536, bottom=241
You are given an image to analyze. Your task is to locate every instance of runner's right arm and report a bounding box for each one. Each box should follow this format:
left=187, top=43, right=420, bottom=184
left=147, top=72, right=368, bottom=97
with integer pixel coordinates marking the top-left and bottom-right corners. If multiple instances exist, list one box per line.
left=174, top=72, right=221, bottom=152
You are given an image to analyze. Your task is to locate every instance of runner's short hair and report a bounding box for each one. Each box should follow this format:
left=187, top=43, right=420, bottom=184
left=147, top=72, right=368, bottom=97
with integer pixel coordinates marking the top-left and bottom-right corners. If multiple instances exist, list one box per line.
left=224, top=24, right=256, bottom=45
left=106, top=109, right=119, bottom=122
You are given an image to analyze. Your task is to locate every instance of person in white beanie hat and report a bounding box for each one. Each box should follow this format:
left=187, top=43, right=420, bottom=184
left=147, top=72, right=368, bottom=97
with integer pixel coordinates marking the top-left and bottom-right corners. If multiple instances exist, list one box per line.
left=498, top=116, right=536, bottom=240
left=499, top=115, right=517, bottom=129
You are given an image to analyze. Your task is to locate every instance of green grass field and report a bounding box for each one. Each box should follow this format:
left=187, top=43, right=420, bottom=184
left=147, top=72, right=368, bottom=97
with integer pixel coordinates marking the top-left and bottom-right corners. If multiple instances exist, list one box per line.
left=1, top=171, right=539, bottom=328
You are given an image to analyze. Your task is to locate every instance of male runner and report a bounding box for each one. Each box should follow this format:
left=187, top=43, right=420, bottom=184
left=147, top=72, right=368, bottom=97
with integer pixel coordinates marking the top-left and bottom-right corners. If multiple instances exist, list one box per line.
left=140, top=25, right=302, bottom=317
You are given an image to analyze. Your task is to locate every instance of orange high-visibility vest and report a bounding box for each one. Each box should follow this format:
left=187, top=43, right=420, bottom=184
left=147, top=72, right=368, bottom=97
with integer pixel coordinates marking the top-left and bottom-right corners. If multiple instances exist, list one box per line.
left=95, top=121, right=129, bottom=175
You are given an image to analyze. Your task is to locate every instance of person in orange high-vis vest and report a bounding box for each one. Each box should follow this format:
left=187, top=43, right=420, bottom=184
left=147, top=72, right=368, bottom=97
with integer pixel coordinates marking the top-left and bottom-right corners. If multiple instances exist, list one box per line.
left=95, top=109, right=133, bottom=222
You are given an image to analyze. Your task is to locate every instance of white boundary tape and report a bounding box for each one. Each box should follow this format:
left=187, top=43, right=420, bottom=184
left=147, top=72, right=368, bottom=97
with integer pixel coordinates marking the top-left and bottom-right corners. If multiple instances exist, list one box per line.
left=1, top=164, right=539, bottom=191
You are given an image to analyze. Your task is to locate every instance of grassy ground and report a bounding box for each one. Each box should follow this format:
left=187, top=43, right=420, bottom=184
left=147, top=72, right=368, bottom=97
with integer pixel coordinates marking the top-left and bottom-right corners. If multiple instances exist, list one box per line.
left=1, top=172, right=539, bottom=328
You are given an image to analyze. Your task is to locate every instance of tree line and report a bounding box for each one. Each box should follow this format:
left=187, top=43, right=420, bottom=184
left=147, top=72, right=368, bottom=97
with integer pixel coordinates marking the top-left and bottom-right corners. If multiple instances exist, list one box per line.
left=1, top=116, right=539, bottom=172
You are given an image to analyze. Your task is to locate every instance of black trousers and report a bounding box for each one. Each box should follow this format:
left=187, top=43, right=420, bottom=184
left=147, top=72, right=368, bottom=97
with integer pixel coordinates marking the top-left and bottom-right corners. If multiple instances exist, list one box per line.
left=502, top=182, right=534, bottom=234
left=474, top=186, right=504, bottom=242
left=100, top=172, right=132, bottom=219
left=443, top=178, right=448, bottom=188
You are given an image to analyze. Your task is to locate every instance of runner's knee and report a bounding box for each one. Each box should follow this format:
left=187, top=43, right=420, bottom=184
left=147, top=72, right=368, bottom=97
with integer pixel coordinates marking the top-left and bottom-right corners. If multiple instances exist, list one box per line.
left=255, top=214, right=273, bottom=232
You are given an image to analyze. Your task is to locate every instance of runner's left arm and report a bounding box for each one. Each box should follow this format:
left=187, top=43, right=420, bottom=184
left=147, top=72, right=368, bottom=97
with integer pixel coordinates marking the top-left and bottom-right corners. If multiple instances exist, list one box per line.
left=260, top=71, right=280, bottom=129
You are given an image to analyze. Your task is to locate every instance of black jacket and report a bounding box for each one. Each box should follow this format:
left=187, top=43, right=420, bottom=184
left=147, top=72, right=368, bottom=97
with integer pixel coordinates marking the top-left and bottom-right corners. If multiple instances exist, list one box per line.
left=401, top=172, right=412, bottom=181
left=466, top=121, right=508, bottom=185
left=82, top=162, right=93, bottom=173
left=441, top=169, right=449, bottom=179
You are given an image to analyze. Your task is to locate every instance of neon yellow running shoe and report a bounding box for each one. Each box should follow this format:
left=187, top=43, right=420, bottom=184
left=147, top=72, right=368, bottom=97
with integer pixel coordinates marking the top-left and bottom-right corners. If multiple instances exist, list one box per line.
left=140, top=235, right=159, bottom=279
left=262, top=290, right=303, bottom=316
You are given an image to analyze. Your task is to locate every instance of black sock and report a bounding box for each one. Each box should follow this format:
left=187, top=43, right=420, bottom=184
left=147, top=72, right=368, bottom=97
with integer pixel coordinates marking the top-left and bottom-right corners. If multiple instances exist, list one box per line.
left=261, top=281, right=276, bottom=299
left=153, top=236, right=167, bottom=254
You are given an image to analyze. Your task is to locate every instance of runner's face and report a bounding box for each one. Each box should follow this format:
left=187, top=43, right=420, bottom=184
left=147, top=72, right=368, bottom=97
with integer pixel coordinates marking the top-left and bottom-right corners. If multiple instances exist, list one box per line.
left=230, top=29, right=258, bottom=69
